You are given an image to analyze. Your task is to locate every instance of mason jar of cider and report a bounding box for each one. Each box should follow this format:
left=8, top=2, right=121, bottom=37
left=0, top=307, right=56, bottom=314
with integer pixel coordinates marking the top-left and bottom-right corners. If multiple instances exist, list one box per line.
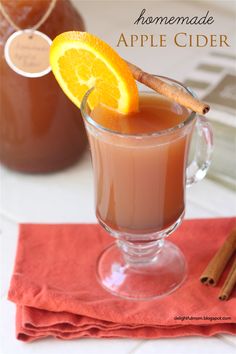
left=0, top=0, right=87, bottom=173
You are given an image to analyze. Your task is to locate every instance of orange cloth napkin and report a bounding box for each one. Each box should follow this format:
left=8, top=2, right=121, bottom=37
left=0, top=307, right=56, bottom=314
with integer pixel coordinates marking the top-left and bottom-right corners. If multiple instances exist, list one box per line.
left=8, top=218, right=236, bottom=342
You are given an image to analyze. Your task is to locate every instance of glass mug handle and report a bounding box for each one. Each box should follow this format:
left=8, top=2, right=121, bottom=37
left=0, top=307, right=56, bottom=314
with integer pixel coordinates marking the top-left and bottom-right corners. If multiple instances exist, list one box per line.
left=186, top=115, right=213, bottom=187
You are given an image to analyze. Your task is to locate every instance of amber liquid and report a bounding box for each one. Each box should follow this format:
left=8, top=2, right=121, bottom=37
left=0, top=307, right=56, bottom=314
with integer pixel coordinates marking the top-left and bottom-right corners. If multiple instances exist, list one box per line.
left=89, top=94, right=194, bottom=234
left=0, top=0, right=87, bottom=172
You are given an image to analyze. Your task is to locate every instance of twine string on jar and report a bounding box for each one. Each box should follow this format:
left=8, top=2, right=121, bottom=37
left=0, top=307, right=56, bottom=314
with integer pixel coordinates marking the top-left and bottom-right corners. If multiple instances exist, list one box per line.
left=0, top=0, right=57, bottom=33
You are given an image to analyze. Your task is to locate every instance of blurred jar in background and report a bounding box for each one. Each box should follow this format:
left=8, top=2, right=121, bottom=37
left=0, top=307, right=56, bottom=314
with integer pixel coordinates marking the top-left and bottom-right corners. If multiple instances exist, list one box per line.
left=0, top=0, right=87, bottom=173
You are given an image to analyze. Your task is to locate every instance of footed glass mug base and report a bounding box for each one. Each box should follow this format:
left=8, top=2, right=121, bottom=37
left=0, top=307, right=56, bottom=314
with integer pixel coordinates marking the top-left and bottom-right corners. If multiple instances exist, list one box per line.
left=97, top=214, right=187, bottom=300
left=97, top=240, right=187, bottom=300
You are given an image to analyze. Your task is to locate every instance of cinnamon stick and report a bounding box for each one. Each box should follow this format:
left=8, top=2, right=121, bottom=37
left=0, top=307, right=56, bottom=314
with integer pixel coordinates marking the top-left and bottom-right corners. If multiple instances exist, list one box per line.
left=126, top=61, right=210, bottom=115
left=200, top=229, right=236, bottom=286
left=219, top=256, right=236, bottom=301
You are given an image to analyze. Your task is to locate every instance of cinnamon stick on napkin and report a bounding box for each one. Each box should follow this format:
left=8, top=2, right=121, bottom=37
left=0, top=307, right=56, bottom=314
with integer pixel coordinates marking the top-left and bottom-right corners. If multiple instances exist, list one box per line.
left=200, top=229, right=236, bottom=286
left=219, top=257, right=236, bottom=301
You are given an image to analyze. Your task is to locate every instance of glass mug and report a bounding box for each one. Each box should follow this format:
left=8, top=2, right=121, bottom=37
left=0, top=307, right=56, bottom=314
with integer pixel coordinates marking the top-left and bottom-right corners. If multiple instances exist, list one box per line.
left=81, top=77, right=213, bottom=300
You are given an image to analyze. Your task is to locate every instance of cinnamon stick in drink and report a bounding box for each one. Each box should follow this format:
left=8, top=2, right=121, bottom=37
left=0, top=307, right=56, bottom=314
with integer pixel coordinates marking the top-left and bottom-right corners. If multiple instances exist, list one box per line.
left=200, top=229, right=236, bottom=286
left=219, top=257, right=236, bottom=301
left=126, top=61, right=210, bottom=115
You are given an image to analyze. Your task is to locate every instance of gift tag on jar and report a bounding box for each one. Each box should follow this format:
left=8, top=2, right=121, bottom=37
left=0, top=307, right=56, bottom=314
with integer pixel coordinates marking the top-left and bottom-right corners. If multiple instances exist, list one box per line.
left=4, top=30, right=52, bottom=78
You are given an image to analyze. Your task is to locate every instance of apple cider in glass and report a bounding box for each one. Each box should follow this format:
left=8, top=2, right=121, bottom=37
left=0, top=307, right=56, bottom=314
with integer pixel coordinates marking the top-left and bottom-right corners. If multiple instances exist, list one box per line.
left=89, top=94, right=193, bottom=235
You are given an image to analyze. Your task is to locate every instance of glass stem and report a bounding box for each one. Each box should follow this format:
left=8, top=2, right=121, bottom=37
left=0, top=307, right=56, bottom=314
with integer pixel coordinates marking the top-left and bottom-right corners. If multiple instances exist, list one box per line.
left=117, top=238, right=165, bottom=265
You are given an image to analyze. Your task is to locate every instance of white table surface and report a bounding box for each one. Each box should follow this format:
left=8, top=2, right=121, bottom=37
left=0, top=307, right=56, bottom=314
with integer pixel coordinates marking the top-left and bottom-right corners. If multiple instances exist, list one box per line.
left=1, top=1, right=236, bottom=353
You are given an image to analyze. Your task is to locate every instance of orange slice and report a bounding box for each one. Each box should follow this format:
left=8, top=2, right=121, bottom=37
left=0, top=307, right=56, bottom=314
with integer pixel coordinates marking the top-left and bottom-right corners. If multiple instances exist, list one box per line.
left=50, top=31, right=139, bottom=114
